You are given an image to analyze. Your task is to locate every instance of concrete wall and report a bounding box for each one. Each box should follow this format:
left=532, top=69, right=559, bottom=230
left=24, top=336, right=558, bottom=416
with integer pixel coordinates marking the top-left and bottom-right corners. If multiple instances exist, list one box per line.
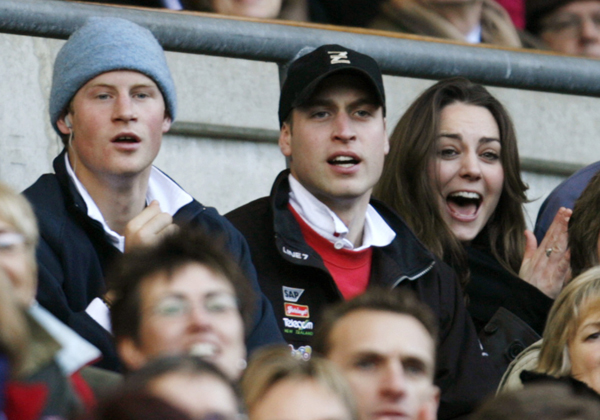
left=1, top=32, right=599, bottom=226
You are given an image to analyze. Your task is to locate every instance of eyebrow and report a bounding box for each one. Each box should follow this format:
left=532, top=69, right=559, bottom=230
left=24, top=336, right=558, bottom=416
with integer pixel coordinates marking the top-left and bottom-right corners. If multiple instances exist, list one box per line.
left=86, top=83, right=158, bottom=90
left=156, top=289, right=233, bottom=300
left=437, top=133, right=500, bottom=144
left=349, top=349, right=432, bottom=363
left=579, top=320, right=600, bottom=331
left=155, top=293, right=187, bottom=301
left=349, top=350, right=384, bottom=360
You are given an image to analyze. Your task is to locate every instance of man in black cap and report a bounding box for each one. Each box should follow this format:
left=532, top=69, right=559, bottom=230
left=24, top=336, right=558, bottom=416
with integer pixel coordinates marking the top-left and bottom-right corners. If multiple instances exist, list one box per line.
left=526, top=0, right=600, bottom=57
left=226, top=45, right=494, bottom=419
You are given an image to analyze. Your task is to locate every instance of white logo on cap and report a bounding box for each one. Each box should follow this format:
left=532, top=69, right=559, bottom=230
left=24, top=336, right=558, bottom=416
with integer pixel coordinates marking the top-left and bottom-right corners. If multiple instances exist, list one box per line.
left=328, top=51, right=350, bottom=65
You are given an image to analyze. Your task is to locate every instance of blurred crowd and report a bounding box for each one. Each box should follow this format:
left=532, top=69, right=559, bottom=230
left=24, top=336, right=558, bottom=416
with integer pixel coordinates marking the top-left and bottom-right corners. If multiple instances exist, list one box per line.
left=71, top=0, right=600, bottom=58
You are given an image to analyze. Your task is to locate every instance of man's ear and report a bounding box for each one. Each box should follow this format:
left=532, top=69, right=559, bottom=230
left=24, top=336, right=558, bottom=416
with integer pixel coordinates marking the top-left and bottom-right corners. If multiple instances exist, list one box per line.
left=117, top=337, right=148, bottom=371
left=279, top=122, right=292, bottom=158
left=162, top=116, right=172, bottom=134
left=56, top=114, right=73, bottom=135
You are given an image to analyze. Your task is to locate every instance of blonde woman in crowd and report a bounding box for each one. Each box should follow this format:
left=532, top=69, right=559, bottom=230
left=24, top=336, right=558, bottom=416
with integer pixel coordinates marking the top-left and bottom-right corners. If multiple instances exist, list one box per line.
left=500, top=169, right=600, bottom=395
left=533, top=265, right=600, bottom=395
left=500, top=266, right=600, bottom=399
left=0, top=182, right=118, bottom=419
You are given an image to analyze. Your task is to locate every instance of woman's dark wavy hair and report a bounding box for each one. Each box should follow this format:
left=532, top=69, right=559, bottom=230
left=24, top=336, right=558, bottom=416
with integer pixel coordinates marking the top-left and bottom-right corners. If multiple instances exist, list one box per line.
left=374, top=77, right=528, bottom=288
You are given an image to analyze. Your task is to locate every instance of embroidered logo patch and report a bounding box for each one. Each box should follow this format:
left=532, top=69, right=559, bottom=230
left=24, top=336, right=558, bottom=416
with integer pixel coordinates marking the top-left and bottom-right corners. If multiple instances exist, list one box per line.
left=285, top=303, right=310, bottom=318
left=282, top=286, right=304, bottom=302
left=282, top=246, right=309, bottom=260
left=282, top=317, right=314, bottom=336
left=283, top=318, right=313, bottom=330
left=328, top=51, right=350, bottom=65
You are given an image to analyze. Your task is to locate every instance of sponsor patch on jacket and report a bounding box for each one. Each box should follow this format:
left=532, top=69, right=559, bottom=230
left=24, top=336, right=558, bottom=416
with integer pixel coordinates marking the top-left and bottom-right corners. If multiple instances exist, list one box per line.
left=289, top=344, right=312, bottom=361
left=282, top=286, right=304, bottom=302
left=283, top=317, right=314, bottom=336
left=282, top=246, right=309, bottom=260
left=285, top=303, right=309, bottom=318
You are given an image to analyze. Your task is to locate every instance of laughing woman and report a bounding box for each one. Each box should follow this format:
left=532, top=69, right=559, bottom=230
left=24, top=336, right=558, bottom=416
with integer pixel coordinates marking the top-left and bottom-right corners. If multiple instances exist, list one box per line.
left=374, top=77, right=570, bottom=385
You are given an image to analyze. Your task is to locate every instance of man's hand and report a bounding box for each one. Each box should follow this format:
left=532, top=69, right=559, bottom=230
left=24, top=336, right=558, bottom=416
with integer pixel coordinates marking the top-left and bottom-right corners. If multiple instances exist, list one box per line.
left=519, top=207, right=572, bottom=299
left=124, top=200, right=178, bottom=252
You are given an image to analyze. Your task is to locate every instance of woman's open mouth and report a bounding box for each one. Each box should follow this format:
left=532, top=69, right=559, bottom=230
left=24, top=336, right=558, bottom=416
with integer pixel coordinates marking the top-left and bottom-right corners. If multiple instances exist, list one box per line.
left=446, top=191, right=482, bottom=221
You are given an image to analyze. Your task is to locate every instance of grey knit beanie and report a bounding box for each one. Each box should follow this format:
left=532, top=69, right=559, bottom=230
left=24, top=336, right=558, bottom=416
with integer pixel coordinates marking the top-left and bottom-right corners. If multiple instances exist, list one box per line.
left=49, top=17, right=176, bottom=135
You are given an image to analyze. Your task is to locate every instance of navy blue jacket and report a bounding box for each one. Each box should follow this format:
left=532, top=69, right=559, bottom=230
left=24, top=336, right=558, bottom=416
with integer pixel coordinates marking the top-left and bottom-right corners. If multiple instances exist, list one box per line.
left=227, top=170, right=495, bottom=420
left=534, top=161, right=600, bottom=243
left=23, top=150, right=283, bottom=371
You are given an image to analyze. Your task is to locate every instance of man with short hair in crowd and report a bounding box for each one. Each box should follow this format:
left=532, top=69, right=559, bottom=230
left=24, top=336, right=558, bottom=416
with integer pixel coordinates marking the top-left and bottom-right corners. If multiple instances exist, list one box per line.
left=526, top=0, right=600, bottom=57
left=313, top=289, right=440, bottom=420
left=23, top=17, right=281, bottom=372
left=226, top=44, right=493, bottom=419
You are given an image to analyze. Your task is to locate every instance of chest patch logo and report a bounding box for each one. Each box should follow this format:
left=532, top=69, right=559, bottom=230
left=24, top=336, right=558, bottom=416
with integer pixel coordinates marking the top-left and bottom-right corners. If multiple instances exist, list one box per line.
left=282, top=246, right=309, bottom=260
left=282, top=286, right=304, bottom=302
left=328, top=51, right=350, bottom=65
left=283, top=318, right=314, bottom=330
left=285, top=303, right=310, bottom=318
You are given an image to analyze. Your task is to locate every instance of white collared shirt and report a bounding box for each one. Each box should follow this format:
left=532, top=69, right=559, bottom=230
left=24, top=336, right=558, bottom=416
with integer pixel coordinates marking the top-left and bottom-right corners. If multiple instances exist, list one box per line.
left=288, top=174, right=396, bottom=251
left=466, top=25, right=482, bottom=44
left=29, top=302, right=101, bottom=375
left=65, top=154, right=192, bottom=253
left=65, top=154, right=193, bottom=330
left=162, top=0, right=183, bottom=10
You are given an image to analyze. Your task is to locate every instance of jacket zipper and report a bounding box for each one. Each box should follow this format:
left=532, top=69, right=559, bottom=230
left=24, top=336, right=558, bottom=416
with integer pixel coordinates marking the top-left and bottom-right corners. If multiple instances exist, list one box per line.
left=391, top=260, right=436, bottom=289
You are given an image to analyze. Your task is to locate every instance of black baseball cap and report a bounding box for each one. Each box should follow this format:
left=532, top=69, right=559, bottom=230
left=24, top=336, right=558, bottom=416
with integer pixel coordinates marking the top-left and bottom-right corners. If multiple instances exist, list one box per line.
left=278, top=44, right=386, bottom=126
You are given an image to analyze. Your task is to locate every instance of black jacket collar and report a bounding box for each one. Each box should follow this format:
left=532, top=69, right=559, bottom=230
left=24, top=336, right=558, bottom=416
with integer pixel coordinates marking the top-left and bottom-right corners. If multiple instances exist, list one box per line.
left=269, top=170, right=436, bottom=282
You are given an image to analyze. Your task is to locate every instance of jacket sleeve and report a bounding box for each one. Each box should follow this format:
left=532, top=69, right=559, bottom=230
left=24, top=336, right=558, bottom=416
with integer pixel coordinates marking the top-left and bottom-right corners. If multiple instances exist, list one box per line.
left=427, top=263, right=496, bottom=420
left=34, top=235, right=121, bottom=371
left=465, top=246, right=552, bottom=381
left=533, top=191, right=569, bottom=244
left=533, top=161, right=600, bottom=243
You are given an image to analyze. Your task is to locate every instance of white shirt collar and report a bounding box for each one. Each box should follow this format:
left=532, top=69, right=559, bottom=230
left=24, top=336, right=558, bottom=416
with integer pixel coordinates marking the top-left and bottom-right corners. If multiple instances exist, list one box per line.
left=465, top=24, right=482, bottom=44
left=288, top=174, right=395, bottom=251
left=162, top=0, right=183, bottom=9
left=65, top=154, right=192, bottom=252
left=29, top=303, right=101, bottom=375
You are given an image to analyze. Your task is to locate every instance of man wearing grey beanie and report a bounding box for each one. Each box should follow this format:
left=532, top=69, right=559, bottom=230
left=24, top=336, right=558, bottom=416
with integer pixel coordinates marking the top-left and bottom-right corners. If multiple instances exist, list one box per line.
left=23, top=17, right=283, bottom=372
